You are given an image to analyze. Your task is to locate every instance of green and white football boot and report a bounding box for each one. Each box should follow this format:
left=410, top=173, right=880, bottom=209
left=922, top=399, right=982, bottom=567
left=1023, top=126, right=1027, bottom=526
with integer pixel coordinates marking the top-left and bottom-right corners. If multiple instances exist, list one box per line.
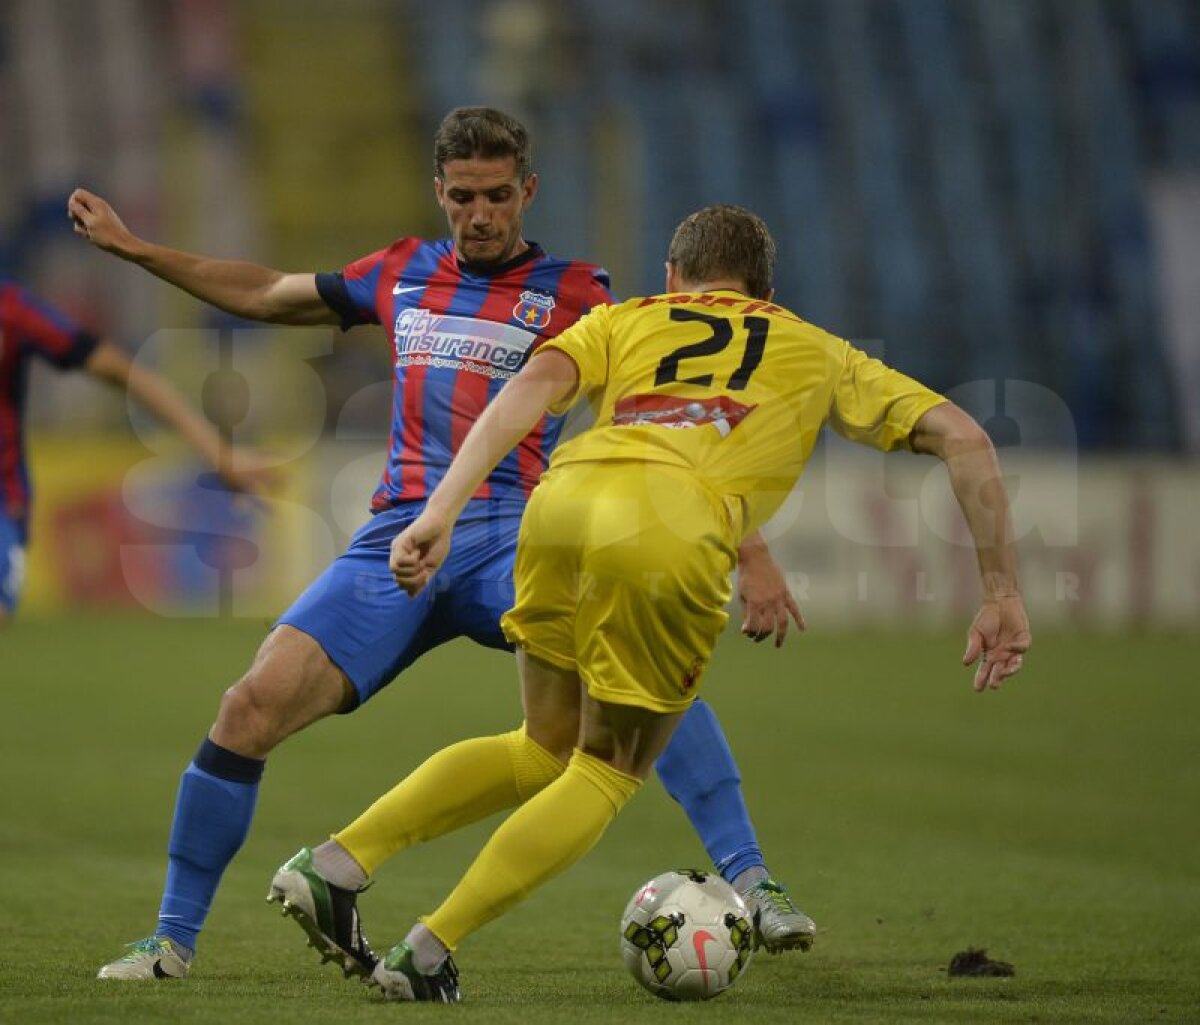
left=371, top=942, right=461, bottom=1003
left=267, top=846, right=377, bottom=979
left=96, top=936, right=190, bottom=979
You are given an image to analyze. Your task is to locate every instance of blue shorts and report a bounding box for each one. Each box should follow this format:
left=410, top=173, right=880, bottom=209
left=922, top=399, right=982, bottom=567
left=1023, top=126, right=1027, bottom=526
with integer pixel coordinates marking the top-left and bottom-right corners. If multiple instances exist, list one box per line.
left=277, top=500, right=521, bottom=708
left=0, top=516, right=27, bottom=615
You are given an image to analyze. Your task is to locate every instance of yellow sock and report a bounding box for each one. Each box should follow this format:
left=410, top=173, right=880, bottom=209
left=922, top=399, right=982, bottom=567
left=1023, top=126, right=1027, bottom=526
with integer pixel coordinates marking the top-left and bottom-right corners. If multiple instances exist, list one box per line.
left=335, top=725, right=564, bottom=875
left=424, top=749, right=641, bottom=950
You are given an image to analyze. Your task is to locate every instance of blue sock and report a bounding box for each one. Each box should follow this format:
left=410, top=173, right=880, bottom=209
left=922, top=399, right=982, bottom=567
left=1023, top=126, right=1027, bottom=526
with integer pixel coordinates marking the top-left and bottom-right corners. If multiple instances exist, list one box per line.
left=156, top=738, right=265, bottom=952
left=655, top=699, right=767, bottom=885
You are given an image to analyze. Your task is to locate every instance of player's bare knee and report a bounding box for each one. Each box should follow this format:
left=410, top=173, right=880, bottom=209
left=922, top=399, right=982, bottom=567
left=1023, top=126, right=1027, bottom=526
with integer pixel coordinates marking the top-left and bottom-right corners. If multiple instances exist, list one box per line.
left=213, top=674, right=283, bottom=755
left=213, top=631, right=353, bottom=756
left=212, top=644, right=304, bottom=750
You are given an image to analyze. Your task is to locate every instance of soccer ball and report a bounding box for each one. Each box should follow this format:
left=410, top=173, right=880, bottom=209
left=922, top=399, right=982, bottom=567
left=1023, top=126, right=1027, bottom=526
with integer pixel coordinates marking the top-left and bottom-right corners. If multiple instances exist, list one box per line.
left=619, top=869, right=755, bottom=1001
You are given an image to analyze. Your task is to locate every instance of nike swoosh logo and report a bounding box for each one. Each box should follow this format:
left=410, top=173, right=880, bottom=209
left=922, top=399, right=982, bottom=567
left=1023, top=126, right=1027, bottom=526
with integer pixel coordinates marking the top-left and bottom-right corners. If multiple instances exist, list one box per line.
left=151, top=959, right=172, bottom=979
left=691, top=929, right=715, bottom=990
left=392, top=284, right=424, bottom=295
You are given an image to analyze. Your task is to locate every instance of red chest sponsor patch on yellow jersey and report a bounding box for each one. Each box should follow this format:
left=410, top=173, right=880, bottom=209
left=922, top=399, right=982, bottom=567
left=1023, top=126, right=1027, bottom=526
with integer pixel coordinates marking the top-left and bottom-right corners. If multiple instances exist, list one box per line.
left=611, top=393, right=756, bottom=437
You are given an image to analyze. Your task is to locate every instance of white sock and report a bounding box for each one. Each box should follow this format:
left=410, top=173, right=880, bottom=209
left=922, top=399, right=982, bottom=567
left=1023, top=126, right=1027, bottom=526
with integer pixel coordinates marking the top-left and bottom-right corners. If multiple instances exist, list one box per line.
left=405, top=923, right=449, bottom=974
left=311, top=839, right=369, bottom=891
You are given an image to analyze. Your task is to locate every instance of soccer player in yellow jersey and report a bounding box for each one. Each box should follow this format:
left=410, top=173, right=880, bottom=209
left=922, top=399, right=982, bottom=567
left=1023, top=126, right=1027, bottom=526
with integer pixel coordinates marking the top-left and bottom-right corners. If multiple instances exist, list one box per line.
left=361, top=205, right=1031, bottom=1001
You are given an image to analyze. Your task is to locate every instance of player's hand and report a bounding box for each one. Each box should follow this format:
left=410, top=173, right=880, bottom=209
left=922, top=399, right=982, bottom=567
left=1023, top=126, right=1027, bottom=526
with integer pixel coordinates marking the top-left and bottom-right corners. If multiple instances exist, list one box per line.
left=68, top=188, right=137, bottom=256
left=736, top=539, right=805, bottom=648
left=389, top=512, right=452, bottom=597
left=214, top=447, right=286, bottom=499
left=962, top=595, right=1031, bottom=692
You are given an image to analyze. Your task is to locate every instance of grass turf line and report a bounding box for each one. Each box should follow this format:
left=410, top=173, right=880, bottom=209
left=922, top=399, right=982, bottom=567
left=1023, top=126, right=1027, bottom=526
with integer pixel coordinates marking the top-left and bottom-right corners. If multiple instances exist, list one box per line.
left=1, top=616, right=1198, bottom=1022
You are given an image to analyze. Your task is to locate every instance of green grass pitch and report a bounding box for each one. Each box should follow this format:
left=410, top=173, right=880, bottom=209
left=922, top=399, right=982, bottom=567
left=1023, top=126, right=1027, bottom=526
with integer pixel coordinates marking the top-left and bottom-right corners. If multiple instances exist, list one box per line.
left=2, top=616, right=1198, bottom=1023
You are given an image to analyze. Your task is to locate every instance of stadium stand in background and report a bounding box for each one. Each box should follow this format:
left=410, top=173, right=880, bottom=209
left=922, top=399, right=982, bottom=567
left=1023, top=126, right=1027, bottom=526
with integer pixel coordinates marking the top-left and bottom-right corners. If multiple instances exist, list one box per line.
left=4, top=0, right=1198, bottom=448
left=1, top=0, right=1198, bottom=624
left=410, top=0, right=1199, bottom=452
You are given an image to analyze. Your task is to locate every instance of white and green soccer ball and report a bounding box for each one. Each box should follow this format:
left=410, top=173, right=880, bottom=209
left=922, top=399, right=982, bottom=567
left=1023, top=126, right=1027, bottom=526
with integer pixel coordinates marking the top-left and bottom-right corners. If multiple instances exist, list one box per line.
left=619, top=869, right=755, bottom=1001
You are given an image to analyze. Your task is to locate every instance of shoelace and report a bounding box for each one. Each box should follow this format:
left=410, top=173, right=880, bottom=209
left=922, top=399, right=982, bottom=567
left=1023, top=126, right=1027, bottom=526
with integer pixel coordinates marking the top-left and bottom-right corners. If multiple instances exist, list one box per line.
left=122, top=937, right=167, bottom=960
left=751, top=882, right=798, bottom=913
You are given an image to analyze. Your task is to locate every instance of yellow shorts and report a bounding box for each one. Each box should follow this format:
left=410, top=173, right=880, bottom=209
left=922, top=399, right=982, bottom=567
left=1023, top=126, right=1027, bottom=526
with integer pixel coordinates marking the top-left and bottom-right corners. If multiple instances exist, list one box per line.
left=500, top=461, right=739, bottom=714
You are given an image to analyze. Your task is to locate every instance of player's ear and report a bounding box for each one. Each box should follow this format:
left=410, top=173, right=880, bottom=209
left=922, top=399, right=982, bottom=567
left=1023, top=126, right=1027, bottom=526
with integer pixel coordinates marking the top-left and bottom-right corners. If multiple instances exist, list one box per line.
left=521, top=172, right=539, bottom=208
left=665, top=261, right=682, bottom=293
left=433, top=177, right=446, bottom=208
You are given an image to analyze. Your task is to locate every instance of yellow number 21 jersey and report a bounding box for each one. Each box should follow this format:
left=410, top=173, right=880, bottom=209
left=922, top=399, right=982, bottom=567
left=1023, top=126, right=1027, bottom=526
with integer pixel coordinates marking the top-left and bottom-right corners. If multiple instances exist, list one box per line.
left=536, top=289, right=946, bottom=534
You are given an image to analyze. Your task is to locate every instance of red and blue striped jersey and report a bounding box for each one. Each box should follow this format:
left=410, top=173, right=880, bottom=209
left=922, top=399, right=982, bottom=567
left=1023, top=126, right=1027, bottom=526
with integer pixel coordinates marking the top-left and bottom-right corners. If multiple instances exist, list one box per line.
left=0, top=281, right=99, bottom=529
left=316, top=238, right=612, bottom=511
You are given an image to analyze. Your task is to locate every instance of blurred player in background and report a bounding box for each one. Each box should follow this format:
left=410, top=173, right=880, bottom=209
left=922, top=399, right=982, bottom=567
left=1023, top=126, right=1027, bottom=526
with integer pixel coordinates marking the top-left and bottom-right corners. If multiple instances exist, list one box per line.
left=71, top=107, right=813, bottom=982
left=369, top=204, right=1031, bottom=1001
left=0, top=278, right=274, bottom=626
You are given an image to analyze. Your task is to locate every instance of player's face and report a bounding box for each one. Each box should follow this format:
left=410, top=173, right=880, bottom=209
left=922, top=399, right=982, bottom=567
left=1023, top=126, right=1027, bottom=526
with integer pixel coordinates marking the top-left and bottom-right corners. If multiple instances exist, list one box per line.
left=436, top=156, right=538, bottom=267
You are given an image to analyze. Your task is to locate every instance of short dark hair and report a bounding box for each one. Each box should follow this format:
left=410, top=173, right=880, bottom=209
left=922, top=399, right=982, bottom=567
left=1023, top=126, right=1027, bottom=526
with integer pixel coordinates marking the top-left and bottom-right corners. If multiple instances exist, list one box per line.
left=433, top=107, right=532, bottom=180
left=667, top=205, right=776, bottom=299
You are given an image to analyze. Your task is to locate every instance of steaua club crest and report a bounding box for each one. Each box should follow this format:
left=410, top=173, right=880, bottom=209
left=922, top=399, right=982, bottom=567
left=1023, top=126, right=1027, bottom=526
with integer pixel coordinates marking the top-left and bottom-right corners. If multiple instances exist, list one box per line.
left=512, top=289, right=555, bottom=331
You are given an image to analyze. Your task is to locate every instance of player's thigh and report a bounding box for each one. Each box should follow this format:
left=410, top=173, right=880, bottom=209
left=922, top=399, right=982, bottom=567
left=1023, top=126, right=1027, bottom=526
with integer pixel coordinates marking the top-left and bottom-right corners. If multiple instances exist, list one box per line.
left=275, top=512, right=445, bottom=709
left=516, top=647, right=582, bottom=761
left=579, top=693, right=684, bottom=780
left=576, top=469, right=736, bottom=714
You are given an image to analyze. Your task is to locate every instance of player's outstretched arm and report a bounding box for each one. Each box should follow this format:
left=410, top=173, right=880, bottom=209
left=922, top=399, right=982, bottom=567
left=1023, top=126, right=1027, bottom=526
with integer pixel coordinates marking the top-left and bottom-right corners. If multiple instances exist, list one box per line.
left=736, top=531, right=805, bottom=648
left=390, top=349, right=580, bottom=596
left=85, top=340, right=282, bottom=496
left=67, top=188, right=337, bottom=326
left=909, top=401, right=1031, bottom=691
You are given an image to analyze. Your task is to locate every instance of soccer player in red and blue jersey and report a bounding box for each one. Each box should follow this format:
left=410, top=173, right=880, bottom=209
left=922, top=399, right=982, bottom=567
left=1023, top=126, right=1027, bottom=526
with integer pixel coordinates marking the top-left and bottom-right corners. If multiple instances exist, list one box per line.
left=72, top=107, right=813, bottom=983
left=0, top=279, right=274, bottom=626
